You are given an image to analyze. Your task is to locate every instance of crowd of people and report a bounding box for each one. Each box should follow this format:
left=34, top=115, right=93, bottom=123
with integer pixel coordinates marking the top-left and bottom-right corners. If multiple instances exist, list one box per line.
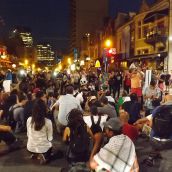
left=0, top=66, right=172, bottom=172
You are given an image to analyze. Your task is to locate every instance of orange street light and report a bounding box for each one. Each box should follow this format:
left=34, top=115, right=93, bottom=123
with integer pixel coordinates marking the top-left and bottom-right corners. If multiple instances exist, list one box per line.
left=105, top=39, right=112, bottom=48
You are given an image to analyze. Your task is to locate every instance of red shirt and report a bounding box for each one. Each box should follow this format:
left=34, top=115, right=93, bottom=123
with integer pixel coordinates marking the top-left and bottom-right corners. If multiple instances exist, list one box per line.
left=122, top=123, right=139, bottom=141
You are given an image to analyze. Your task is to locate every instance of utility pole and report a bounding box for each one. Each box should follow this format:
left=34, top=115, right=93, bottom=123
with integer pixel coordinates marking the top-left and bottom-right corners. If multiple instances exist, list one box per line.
left=168, top=0, right=172, bottom=72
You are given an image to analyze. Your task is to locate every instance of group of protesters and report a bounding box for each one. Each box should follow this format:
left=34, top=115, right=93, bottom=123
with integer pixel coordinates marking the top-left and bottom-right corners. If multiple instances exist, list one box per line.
left=0, top=66, right=172, bottom=172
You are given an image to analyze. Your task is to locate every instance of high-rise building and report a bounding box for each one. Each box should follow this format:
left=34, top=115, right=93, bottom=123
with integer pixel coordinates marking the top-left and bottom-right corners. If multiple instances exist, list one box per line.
left=69, top=0, right=109, bottom=54
left=10, top=26, right=33, bottom=47
left=36, top=44, right=55, bottom=66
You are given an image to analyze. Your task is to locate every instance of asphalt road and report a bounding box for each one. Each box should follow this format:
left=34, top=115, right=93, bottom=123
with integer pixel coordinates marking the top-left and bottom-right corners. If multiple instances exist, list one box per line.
left=0, top=133, right=171, bottom=172
left=0, top=133, right=68, bottom=172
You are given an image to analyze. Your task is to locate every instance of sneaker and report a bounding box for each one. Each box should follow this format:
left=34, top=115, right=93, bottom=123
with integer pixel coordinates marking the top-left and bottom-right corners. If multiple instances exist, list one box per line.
left=37, top=154, right=47, bottom=165
left=29, top=154, right=37, bottom=159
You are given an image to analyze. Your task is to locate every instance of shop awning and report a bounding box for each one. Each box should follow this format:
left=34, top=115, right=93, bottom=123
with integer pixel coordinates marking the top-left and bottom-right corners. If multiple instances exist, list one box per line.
left=127, top=52, right=167, bottom=61
left=144, top=8, right=169, bottom=23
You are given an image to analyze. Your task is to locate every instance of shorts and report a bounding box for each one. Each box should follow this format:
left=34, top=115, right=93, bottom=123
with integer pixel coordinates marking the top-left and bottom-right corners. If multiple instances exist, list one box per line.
left=131, top=88, right=142, bottom=97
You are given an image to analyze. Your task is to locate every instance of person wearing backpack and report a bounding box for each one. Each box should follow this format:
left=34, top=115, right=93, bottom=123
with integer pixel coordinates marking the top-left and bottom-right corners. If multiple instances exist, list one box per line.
left=63, top=109, right=101, bottom=165
left=89, top=106, right=103, bottom=135
left=141, top=105, right=172, bottom=171
left=63, top=109, right=93, bottom=163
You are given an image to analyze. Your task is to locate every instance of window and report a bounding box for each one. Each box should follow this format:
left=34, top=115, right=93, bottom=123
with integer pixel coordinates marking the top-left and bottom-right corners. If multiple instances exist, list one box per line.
left=143, top=26, right=149, bottom=38
left=119, top=39, right=122, bottom=52
left=138, top=28, right=141, bottom=39
left=142, top=49, right=149, bottom=54
left=137, top=50, right=141, bottom=55
left=137, top=21, right=142, bottom=39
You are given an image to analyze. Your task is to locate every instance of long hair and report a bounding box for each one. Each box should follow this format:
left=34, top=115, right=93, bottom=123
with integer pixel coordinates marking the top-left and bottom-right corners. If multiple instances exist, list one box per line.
left=31, top=99, right=47, bottom=131
left=67, top=109, right=84, bottom=129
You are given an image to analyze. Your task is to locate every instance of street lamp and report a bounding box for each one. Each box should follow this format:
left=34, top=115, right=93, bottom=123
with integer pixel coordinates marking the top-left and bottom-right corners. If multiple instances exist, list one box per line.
left=105, top=39, right=112, bottom=48
left=68, top=58, right=71, bottom=65
left=104, top=39, right=112, bottom=72
left=85, top=33, right=91, bottom=58
left=25, top=59, right=28, bottom=65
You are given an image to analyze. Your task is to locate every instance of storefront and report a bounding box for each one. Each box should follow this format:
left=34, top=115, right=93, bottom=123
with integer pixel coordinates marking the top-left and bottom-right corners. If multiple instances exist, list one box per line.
left=127, top=52, right=167, bottom=71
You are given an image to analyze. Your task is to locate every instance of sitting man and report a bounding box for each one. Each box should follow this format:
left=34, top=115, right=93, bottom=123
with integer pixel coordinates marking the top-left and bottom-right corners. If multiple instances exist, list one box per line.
left=122, top=93, right=141, bottom=124
left=90, top=118, right=139, bottom=172
left=98, top=96, right=117, bottom=119
left=119, top=110, right=139, bottom=142
left=134, top=93, right=172, bottom=132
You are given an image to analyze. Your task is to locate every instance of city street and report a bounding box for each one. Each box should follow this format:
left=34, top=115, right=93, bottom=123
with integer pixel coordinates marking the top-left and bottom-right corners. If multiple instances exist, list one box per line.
left=0, top=134, right=161, bottom=172
left=0, top=134, right=68, bottom=172
left=0, top=0, right=172, bottom=172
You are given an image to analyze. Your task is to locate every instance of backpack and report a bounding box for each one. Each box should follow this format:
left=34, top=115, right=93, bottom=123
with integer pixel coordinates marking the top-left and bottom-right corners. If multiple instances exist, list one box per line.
left=90, top=116, right=102, bottom=134
left=7, top=105, right=21, bottom=130
left=74, top=92, right=79, bottom=98
left=152, top=105, right=172, bottom=139
left=67, top=123, right=90, bottom=162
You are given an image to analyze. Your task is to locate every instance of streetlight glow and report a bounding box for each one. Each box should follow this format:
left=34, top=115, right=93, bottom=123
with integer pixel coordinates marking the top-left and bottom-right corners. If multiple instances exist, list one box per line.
left=105, top=39, right=112, bottom=47
left=68, top=58, right=71, bottom=65
left=25, top=59, right=28, bottom=65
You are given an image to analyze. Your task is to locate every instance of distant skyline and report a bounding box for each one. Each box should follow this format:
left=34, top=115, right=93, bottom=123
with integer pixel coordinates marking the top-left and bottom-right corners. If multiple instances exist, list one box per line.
left=0, top=0, right=157, bottom=52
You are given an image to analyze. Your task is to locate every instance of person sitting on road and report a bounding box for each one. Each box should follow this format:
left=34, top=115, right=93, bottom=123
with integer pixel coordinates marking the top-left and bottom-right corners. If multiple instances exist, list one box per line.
left=98, top=96, right=117, bottom=119
left=122, top=93, right=141, bottom=124
left=119, top=110, right=139, bottom=142
left=12, top=92, right=28, bottom=133
left=134, top=93, right=172, bottom=132
left=52, top=85, right=82, bottom=127
left=63, top=109, right=102, bottom=164
left=90, top=118, right=139, bottom=172
left=27, top=99, right=53, bottom=164
left=0, top=125, right=22, bottom=153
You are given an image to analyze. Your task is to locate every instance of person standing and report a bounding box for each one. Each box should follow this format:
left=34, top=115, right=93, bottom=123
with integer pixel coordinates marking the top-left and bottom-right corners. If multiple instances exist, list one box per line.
left=123, top=70, right=131, bottom=94
left=130, top=68, right=143, bottom=103
left=113, top=71, right=122, bottom=98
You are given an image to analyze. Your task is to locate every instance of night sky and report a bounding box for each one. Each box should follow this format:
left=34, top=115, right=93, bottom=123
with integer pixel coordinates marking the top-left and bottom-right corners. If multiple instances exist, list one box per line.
left=0, top=0, right=156, bottom=52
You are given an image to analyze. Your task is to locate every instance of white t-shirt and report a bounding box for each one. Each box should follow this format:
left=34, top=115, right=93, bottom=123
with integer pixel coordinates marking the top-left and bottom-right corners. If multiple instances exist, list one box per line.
left=56, top=94, right=82, bottom=126
left=27, top=117, right=53, bottom=153
left=106, top=96, right=115, bottom=103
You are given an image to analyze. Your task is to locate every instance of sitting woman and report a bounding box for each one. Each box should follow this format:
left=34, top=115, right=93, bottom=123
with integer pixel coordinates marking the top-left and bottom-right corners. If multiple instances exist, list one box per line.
left=27, top=99, right=53, bottom=164
left=63, top=109, right=101, bottom=164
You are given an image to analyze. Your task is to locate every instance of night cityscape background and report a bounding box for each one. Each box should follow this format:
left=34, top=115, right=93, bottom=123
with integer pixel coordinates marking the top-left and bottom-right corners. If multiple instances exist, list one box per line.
left=0, top=0, right=171, bottom=73
left=0, top=0, right=156, bottom=51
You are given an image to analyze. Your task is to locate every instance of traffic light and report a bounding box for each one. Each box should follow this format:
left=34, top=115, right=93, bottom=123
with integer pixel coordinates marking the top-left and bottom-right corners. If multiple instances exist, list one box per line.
left=107, top=48, right=116, bottom=57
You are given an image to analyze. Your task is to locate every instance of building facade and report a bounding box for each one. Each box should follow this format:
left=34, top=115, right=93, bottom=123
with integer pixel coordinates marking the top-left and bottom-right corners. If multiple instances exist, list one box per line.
left=110, top=0, right=169, bottom=71
left=36, top=44, right=55, bottom=66
left=69, top=0, right=109, bottom=56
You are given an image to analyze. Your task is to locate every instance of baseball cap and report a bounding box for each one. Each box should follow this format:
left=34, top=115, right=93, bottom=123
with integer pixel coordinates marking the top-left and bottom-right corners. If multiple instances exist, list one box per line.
left=103, top=118, right=123, bottom=131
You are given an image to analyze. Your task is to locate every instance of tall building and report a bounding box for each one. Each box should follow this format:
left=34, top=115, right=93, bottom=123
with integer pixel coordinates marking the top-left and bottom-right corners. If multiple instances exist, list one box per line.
left=36, top=44, right=55, bottom=66
left=10, top=26, right=33, bottom=47
left=69, top=0, right=109, bottom=54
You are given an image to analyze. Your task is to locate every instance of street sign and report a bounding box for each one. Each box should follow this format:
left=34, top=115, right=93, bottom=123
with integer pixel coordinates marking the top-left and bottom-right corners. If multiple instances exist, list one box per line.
left=74, top=48, right=78, bottom=60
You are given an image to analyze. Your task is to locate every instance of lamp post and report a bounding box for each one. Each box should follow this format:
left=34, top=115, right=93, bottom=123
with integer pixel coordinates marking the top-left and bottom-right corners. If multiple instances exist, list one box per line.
left=168, top=0, right=172, bottom=72
left=104, top=39, right=112, bottom=72
left=86, top=33, right=91, bottom=58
